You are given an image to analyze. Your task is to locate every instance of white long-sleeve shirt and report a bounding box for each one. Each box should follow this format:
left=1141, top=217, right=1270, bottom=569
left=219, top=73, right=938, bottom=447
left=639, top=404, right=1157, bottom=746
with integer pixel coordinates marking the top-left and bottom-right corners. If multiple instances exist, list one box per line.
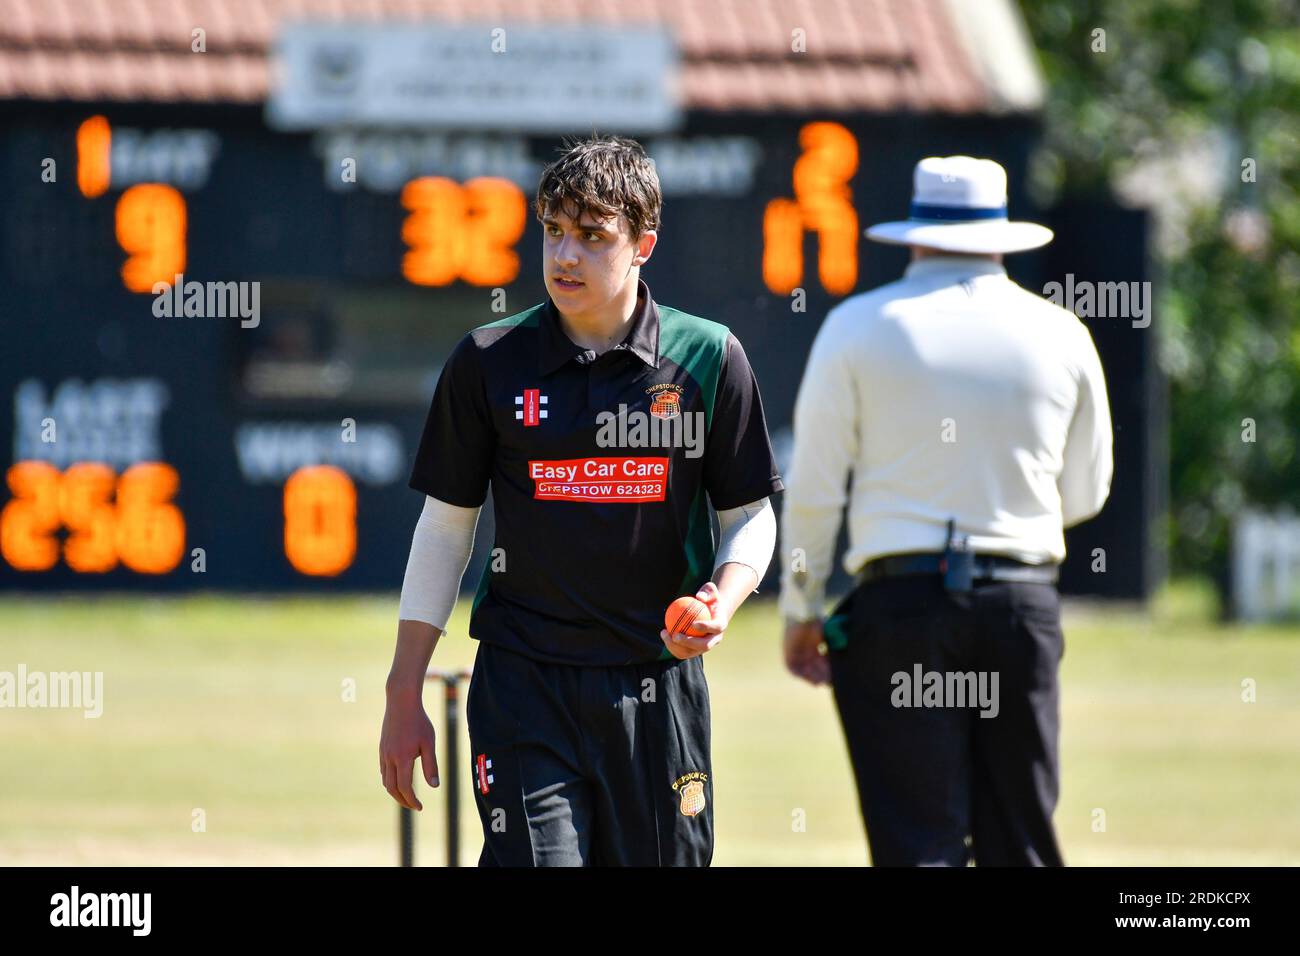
left=778, top=255, right=1114, bottom=622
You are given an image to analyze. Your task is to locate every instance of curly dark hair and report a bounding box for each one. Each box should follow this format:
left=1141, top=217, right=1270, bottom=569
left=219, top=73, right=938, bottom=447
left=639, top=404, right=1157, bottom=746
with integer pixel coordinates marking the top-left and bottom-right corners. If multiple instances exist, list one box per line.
left=535, top=135, right=662, bottom=239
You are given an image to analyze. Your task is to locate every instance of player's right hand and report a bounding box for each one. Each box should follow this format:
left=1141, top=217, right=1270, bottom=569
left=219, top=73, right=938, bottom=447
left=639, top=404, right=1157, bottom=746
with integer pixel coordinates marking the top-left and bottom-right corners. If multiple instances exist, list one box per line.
left=379, top=695, right=439, bottom=811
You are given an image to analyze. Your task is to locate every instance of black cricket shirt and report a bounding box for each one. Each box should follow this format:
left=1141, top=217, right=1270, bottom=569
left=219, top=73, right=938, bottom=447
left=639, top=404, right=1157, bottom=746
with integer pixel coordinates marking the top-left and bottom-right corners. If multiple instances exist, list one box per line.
left=408, top=278, right=785, bottom=666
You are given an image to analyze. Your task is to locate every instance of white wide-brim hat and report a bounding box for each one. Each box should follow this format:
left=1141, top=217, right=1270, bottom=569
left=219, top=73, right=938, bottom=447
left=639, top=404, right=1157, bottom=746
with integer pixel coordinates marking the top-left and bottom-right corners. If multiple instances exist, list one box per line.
left=865, top=156, right=1053, bottom=254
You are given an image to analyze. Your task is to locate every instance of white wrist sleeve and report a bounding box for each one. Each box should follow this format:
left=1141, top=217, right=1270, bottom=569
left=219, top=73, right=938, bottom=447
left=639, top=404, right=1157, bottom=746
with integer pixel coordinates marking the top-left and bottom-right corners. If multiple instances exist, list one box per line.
left=712, top=496, right=777, bottom=589
left=397, top=495, right=482, bottom=630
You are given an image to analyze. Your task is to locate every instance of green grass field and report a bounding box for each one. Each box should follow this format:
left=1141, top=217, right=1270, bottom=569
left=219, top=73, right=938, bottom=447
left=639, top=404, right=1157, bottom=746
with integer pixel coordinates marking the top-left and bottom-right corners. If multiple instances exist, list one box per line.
left=1, top=583, right=1297, bottom=866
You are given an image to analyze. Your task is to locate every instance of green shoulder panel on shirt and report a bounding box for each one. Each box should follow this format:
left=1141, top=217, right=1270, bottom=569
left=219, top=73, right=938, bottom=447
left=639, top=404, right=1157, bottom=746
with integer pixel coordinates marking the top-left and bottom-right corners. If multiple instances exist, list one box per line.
left=470, top=557, right=492, bottom=618
left=475, top=302, right=545, bottom=332
left=655, top=306, right=730, bottom=428
left=677, top=485, right=715, bottom=595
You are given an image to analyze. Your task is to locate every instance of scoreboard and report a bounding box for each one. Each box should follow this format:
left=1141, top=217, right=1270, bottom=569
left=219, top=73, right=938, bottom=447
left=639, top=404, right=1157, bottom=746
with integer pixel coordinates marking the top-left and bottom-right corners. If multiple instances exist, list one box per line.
left=0, top=104, right=899, bottom=592
left=1, top=102, right=1152, bottom=597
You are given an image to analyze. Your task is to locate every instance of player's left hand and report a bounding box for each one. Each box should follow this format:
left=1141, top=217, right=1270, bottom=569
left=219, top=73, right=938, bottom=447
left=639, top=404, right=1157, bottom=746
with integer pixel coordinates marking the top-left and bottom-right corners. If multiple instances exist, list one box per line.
left=660, top=581, right=728, bottom=660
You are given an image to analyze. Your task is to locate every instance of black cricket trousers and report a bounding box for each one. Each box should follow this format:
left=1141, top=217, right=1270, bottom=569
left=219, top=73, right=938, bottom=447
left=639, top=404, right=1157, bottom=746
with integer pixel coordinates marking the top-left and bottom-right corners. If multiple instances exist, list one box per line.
left=466, top=640, right=714, bottom=866
left=829, top=574, right=1066, bottom=866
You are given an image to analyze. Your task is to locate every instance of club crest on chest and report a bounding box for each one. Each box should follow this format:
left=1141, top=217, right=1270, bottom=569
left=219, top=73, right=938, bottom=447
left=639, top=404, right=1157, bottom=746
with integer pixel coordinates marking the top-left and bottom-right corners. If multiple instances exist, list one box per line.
left=646, top=382, right=684, bottom=420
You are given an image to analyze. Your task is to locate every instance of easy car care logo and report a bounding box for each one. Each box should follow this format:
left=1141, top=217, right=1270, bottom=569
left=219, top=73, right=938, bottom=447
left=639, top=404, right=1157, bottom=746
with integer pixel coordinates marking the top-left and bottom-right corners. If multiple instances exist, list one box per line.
left=515, top=389, right=547, bottom=426
left=528, top=457, right=670, bottom=502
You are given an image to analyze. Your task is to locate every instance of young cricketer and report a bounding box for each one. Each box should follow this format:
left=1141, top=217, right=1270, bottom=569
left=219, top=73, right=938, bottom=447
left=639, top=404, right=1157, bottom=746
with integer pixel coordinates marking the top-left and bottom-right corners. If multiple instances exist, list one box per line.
left=380, top=136, right=783, bottom=865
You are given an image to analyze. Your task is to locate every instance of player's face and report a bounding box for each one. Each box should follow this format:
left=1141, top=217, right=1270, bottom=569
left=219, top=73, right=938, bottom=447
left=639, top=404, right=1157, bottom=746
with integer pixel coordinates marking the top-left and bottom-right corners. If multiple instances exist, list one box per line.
left=541, top=206, right=655, bottom=319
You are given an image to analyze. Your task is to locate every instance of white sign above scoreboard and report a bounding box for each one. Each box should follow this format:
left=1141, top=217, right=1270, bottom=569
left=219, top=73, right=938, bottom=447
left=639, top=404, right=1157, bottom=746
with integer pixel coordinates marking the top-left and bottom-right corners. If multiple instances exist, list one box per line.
left=267, top=22, right=682, bottom=133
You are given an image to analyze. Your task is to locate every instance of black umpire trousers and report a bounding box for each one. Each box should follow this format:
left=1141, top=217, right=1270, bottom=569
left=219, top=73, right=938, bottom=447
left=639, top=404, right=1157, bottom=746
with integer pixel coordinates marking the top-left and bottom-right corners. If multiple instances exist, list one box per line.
left=828, top=574, right=1065, bottom=866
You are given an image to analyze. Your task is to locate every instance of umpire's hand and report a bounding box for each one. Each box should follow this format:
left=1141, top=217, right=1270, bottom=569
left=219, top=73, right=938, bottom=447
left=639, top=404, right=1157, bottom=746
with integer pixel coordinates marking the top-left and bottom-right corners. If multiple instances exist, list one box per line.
left=379, top=692, right=439, bottom=811
left=784, top=620, right=831, bottom=686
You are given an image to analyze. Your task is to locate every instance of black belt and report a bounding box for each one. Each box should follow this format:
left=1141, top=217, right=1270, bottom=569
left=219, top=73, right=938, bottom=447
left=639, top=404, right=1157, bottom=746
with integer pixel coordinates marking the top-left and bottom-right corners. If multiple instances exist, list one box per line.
left=856, top=552, right=1059, bottom=586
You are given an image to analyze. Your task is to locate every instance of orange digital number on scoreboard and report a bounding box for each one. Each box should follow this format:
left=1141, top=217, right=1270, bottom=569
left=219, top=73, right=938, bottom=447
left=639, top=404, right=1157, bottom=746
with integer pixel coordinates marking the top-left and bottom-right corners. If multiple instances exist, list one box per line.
left=763, top=121, right=859, bottom=296
left=0, top=461, right=186, bottom=574
left=77, top=115, right=188, bottom=293
left=116, top=183, right=187, bottom=293
left=76, top=115, right=112, bottom=199
left=283, top=465, right=356, bottom=577
left=400, top=176, right=526, bottom=287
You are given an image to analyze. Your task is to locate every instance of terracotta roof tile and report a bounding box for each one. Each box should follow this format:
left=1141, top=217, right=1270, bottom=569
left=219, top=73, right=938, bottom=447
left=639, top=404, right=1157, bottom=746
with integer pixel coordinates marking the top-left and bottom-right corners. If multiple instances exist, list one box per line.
left=0, top=1, right=36, bottom=45
left=0, top=0, right=994, bottom=112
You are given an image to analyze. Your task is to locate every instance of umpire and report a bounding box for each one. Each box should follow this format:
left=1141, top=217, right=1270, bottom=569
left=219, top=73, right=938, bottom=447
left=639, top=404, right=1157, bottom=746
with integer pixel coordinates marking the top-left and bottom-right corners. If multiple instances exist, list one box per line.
left=779, top=156, right=1113, bottom=866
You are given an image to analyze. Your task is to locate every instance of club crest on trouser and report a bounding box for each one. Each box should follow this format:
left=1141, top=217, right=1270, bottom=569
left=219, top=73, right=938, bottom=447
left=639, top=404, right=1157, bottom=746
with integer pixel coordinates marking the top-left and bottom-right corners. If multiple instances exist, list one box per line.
left=646, top=382, right=683, bottom=420
left=671, top=770, right=709, bottom=817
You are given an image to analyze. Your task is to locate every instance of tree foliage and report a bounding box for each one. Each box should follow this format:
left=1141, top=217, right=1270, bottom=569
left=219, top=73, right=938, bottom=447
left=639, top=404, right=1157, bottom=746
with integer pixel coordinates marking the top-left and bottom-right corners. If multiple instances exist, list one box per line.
left=1020, top=0, right=1300, bottom=583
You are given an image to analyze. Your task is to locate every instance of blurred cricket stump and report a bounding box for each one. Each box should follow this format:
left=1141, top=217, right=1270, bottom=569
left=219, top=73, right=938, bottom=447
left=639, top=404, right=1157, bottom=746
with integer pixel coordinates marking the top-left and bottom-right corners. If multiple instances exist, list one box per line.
left=399, top=666, right=472, bottom=867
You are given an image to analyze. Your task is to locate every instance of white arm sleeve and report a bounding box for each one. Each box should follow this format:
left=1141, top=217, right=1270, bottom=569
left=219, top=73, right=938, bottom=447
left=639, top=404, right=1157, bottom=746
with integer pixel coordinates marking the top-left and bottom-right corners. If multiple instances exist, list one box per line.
left=397, top=495, right=482, bottom=631
left=712, top=496, right=777, bottom=589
